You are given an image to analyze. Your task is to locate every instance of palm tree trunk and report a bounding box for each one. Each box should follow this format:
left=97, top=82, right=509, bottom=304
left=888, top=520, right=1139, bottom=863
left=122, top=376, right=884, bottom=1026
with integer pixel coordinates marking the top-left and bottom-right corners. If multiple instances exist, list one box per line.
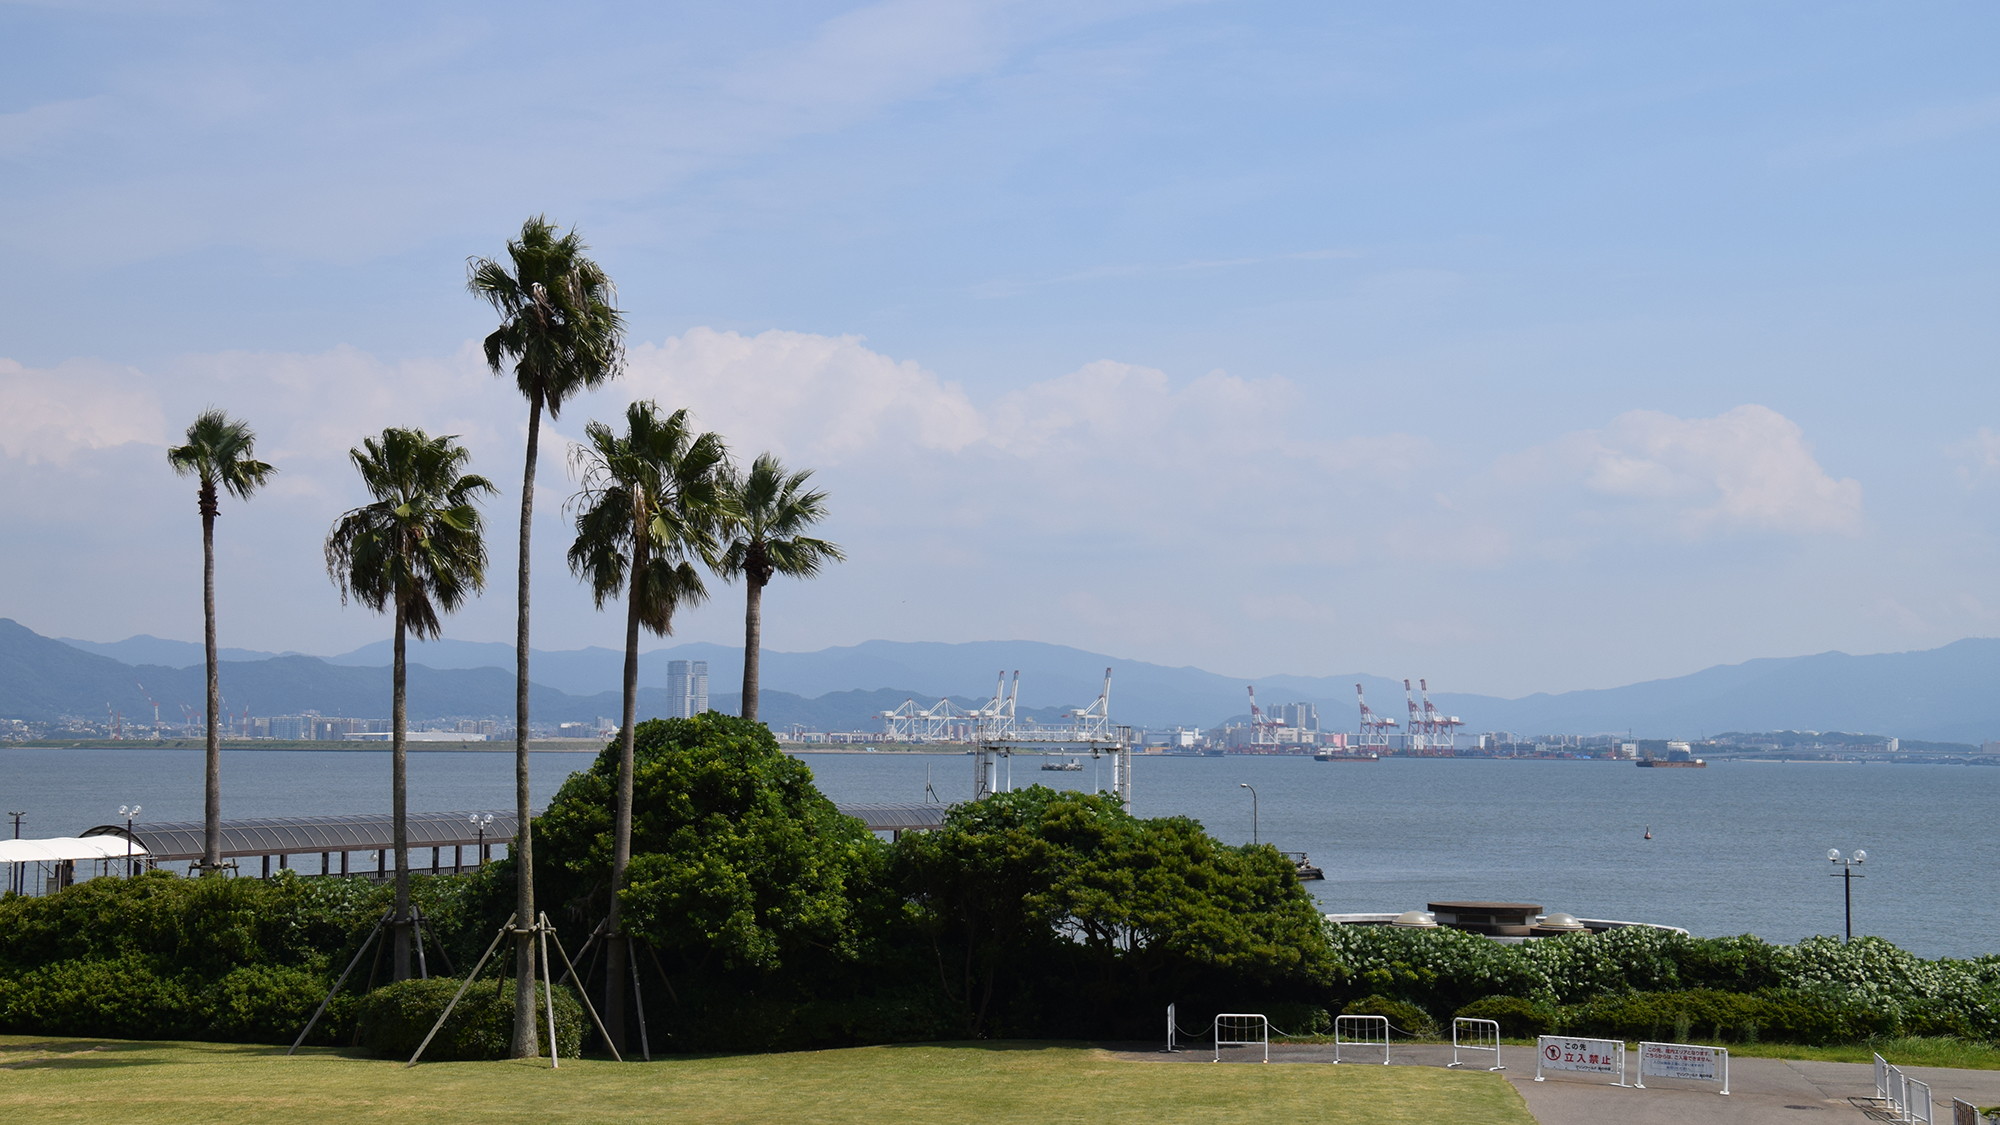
left=391, top=605, right=411, bottom=981
left=741, top=577, right=764, bottom=723
left=510, top=392, right=542, bottom=1059
left=604, top=559, right=642, bottom=1055
left=200, top=485, right=223, bottom=876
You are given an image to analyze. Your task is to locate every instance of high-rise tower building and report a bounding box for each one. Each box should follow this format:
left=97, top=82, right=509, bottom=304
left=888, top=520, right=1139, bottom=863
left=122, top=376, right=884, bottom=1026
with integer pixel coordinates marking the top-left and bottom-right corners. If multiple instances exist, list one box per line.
left=1281, top=702, right=1319, bottom=732
left=666, top=659, right=709, bottom=719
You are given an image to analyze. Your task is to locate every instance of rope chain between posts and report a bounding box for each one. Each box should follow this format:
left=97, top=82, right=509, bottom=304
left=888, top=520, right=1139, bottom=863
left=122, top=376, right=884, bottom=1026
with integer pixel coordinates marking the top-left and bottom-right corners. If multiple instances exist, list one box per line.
left=1193, top=1017, right=1430, bottom=1043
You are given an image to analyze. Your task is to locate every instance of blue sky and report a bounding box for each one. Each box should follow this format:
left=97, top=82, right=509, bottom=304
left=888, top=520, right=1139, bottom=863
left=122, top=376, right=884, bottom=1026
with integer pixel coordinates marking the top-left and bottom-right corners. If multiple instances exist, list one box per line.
left=5, top=1, right=1999, bottom=698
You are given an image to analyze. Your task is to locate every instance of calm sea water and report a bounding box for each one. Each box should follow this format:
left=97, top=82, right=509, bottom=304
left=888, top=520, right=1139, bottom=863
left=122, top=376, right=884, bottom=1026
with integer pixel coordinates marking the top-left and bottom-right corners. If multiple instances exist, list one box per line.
left=2, top=747, right=1993, bottom=960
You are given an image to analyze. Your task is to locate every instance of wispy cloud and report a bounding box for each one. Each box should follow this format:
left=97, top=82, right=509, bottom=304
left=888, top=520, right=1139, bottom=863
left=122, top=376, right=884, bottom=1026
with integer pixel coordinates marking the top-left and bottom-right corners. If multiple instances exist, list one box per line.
left=1771, top=93, right=2000, bottom=167
left=970, top=248, right=1359, bottom=298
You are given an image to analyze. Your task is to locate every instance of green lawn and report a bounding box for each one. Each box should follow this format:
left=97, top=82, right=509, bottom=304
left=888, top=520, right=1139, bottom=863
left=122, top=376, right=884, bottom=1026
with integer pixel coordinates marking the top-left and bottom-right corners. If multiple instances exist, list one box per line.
left=1723, top=1036, right=2000, bottom=1070
left=0, top=1036, right=1534, bottom=1125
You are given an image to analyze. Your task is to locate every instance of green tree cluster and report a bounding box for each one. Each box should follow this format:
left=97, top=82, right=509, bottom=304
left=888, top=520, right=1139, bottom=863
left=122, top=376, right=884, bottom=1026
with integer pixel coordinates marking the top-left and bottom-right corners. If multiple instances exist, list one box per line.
left=528, top=716, right=1331, bottom=1049
left=160, top=215, right=846, bottom=1058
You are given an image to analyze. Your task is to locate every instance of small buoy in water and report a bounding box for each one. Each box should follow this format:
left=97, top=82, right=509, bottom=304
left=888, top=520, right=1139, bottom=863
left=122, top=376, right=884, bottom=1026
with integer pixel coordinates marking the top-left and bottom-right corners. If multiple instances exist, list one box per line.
left=1643, top=826, right=1653, bottom=840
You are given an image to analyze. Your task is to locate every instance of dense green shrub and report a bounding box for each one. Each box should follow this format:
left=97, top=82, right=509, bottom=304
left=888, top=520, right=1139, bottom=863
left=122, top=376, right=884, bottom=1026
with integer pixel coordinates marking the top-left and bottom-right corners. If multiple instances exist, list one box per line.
left=537, top=714, right=884, bottom=977
left=1322, top=923, right=1544, bottom=1014
left=1559, top=987, right=1895, bottom=1046
left=0, top=955, right=195, bottom=1038
left=1455, top=994, right=1557, bottom=1038
left=0, top=870, right=501, bottom=1045
left=354, top=977, right=582, bottom=1060
left=196, top=964, right=343, bottom=1044
left=1341, top=994, right=1437, bottom=1039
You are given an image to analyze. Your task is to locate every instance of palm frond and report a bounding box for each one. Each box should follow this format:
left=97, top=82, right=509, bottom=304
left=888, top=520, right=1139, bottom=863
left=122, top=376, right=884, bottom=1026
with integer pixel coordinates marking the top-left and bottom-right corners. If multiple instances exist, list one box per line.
left=324, top=428, right=493, bottom=641
left=468, top=216, right=626, bottom=417
left=567, top=399, right=734, bottom=637
left=167, top=408, right=277, bottom=500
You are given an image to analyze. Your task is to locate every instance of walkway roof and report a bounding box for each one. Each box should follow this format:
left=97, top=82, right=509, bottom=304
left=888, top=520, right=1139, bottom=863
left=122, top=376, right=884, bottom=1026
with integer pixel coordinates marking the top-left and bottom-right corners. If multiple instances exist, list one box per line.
left=73, top=802, right=950, bottom=862
left=80, top=811, right=520, bottom=862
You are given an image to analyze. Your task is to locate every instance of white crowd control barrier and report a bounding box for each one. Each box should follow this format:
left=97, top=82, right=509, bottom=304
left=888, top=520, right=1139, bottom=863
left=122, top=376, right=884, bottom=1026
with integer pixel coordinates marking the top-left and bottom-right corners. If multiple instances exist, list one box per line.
left=1448, top=1017, right=1504, bottom=1071
left=1534, top=1035, right=1629, bottom=1087
left=1951, top=1097, right=1979, bottom=1125
left=1333, top=1014, right=1390, bottom=1065
left=1635, top=1041, right=1729, bottom=1095
left=1212, top=1013, right=1270, bottom=1063
left=1903, top=1076, right=1935, bottom=1125
left=1872, top=1053, right=1937, bottom=1125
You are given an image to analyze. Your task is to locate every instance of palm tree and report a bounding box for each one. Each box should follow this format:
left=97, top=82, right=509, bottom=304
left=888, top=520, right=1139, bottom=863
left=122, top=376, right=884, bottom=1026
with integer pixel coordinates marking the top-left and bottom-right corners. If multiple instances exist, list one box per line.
left=469, top=215, right=625, bottom=1058
left=719, top=454, right=844, bottom=723
left=166, top=410, right=275, bottom=876
left=325, top=428, right=493, bottom=981
left=568, top=401, right=730, bottom=1053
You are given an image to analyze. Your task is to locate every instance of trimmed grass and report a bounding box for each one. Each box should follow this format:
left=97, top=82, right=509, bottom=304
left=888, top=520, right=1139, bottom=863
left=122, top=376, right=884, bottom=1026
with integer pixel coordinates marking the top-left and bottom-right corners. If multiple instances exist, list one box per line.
left=0, top=1036, right=1534, bottom=1125
left=1724, top=1036, right=2000, bottom=1071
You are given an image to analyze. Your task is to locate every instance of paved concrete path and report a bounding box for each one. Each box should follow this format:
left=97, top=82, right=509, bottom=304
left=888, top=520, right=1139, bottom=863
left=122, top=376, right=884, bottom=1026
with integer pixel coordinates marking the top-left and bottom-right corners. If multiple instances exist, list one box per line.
left=1111, top=1041, right=2000, bottom=1124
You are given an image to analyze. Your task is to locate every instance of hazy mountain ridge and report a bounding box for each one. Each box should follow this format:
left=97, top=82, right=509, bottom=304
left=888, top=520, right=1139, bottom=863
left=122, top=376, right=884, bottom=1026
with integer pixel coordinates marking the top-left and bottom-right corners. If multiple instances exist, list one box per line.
left=16, top=619, right=2000, bottom=741
left=0, top=621, right=1086, bottom=733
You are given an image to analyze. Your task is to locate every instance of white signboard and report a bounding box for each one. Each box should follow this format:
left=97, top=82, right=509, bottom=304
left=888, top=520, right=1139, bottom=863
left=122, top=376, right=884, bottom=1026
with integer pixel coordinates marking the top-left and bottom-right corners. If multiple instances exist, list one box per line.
left=1637, top=1041, right=1730, bottom=1095
left=1535, top=1036, right=1627, bottom=1085
left=1540, top=1037, right=1621, bottom=1074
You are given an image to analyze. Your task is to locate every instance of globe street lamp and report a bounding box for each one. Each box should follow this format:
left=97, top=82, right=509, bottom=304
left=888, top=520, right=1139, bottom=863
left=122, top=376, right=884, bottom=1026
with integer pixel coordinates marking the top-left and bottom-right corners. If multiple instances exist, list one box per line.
left=470, top=813, right=494, bottom=867
left=1828, top=848, right=1866, bottom=942
left=1239, top=782, right=1258, bottom=846
left=119, top=804, right=141, bottom=878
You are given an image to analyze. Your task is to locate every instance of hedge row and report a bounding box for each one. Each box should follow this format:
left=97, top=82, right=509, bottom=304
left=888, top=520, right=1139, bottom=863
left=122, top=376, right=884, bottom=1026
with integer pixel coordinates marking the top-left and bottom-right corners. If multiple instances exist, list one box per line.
left=1323, top=923, right=2000, bottom=1043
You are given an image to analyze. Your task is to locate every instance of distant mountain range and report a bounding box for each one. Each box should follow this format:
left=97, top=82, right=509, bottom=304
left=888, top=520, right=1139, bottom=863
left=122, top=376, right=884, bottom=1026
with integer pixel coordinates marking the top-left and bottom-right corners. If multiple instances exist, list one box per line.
left=13, top=619, right=2000, bottom=743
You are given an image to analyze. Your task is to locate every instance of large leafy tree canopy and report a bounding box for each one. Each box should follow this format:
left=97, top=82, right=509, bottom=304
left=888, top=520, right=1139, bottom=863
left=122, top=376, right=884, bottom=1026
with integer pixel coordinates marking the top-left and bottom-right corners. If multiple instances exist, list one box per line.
left=537, top=714, right=880, bottom=976
left=893, top=786, right=1332, bottom=1035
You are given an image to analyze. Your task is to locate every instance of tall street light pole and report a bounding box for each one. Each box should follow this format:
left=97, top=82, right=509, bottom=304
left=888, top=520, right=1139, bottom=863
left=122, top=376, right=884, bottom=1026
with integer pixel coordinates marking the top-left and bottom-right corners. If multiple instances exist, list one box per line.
left=119, top=804, right=142, bottom=878
left=7, top=812, right=22, bottom=895
left=471, top=813, right=494, bottom=866
left=1239, top=782, right=1258, bottom=846
left=1828, top=848, right=1866, bottom=942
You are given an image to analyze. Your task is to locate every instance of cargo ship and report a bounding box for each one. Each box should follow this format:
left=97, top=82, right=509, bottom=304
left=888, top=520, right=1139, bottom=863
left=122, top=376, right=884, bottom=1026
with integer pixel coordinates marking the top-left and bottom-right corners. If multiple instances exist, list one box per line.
left=1636, top=758, right=1705, bottom=768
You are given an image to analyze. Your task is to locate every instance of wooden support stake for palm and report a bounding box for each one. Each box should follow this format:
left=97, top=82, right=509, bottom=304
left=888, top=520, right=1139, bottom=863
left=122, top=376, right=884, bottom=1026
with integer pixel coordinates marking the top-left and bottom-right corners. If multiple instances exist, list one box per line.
left=289, top=909, right=392, bottom=1055
left=407, top=912, right=515, bottom=1067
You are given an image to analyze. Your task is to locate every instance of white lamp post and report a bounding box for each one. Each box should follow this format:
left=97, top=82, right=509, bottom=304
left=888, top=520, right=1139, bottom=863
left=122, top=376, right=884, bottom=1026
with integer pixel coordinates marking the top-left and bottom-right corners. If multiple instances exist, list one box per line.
left=1828, top=848, right=1866, bottom=941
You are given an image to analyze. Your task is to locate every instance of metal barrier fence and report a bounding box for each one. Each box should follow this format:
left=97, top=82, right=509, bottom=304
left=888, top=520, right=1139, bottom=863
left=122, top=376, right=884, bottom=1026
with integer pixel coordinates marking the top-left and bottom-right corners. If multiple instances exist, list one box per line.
left=1534, top=1035, right=1629, bottom=1087
left=1874, top=1052, right=1937, bottom=1125
left=1952, top=1097, right=1980, bottom=1125
left=1212, top=1013, right=1269, bottom=1063
left=1333, top=1014, right=1389, bottom=1065
left=1635, top=1041, right=1729, bottom=1095
left=1905, top=1077, right=1935, bottom=1125
left=1448, top=1017, right=1504, bottom=1071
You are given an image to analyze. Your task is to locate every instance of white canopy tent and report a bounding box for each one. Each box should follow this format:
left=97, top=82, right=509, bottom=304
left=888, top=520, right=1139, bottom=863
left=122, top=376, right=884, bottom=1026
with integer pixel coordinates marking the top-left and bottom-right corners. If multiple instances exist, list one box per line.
left=0, top=836, right=148, bottom=863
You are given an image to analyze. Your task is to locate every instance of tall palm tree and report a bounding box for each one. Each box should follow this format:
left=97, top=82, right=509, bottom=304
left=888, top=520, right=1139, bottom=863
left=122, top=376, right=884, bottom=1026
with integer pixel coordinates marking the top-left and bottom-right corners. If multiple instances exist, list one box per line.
left=568, top=401, right=730, bottom=1053
left=719, top=454, right=844, bottom=724
left=166, top=410, right=275, bottom=876
left=469, top=215, right=625, bottom=1058
left=325, top=428, right=493, bottom=981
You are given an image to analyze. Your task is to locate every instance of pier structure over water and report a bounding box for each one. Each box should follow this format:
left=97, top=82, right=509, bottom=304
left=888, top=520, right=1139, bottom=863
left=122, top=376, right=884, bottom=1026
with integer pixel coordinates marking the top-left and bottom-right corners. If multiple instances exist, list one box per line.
left=0, top=804, right=955, bottom=895
left=969, top=667, right=1135, bottom=811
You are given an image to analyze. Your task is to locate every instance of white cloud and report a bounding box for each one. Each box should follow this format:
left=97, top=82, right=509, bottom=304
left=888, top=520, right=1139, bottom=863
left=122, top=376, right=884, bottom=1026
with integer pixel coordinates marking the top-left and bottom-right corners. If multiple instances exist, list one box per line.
left=1500, top=405, right=1863, bottom=539
left=1948, top=426, right=2000, bottom=484
left=0, top=357, right=167, bottom=464
left=623, top=328, right=984, bottom=462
